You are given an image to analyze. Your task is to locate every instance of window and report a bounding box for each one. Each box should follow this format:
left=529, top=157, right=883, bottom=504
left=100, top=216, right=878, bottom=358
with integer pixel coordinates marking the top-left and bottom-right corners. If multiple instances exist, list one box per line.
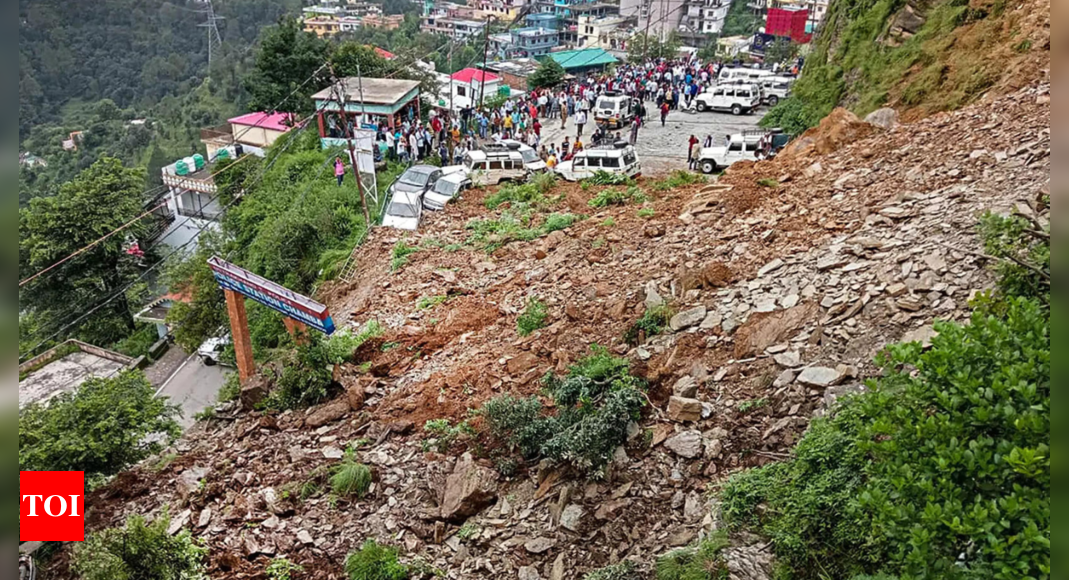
left=389, top=202, right=419, bottom=218
left=573, top=157, right=585, bottom=167
left=586, top=157, right=602, bottom=168
left=728, top=142, right=743, bottom=152
left=623, top=151, right=637, bottom=165
left=745, top=142, right=758, bottom=152
left=713, top=89, right=724, bottom=97
left=738, top=90, right=750, bottom=98
left=489, top=160, right=503, bottom=170
left=457, top=86, right=467, bottom=97
left=602, top=156, right=621, bottom=168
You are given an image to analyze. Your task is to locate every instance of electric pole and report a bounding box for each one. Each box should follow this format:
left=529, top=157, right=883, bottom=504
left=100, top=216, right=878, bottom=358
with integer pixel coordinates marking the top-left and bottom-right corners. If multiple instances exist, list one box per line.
left=199, top=0, right=224, bottom=76
left=328, top=65, right=373, bottom=228
left=478, top=16, right=491, bottom=110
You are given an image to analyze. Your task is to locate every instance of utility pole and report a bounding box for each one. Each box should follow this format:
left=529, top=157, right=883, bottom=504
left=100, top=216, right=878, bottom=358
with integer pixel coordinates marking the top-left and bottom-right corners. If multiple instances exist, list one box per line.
left=642, top=0, right=653, bottom=61
left=478, top=16, right=491, bottom=110
left=329, top=65, right=373, bottom=228
left=448, top=41, right=455, bottom=114
left=198, top=0, right=224, bottom=77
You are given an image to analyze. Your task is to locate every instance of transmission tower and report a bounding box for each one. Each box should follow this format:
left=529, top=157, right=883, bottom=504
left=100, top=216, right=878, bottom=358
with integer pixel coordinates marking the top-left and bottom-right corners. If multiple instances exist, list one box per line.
left=198, top=0, right=225, bottom=75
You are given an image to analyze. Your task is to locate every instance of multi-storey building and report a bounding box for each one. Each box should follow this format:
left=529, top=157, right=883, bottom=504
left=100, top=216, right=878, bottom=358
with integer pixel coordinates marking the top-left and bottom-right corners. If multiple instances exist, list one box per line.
left=577, top=14, right=635, bottom=51
left=679, top=0, right=730, bottom=34
left=421, top=3, right=487, bottom=40
left=472, top=0, right=528, bottom=22
left=490, top=25, right=560, bottom=58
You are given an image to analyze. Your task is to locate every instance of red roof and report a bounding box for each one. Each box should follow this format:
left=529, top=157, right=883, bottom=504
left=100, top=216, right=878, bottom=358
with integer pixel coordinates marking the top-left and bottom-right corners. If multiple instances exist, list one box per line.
left=373, top=47, right=396, bottom=60
left=450, top=68, right=500, bottom=83
left=228, top=112, right=300, bottom=132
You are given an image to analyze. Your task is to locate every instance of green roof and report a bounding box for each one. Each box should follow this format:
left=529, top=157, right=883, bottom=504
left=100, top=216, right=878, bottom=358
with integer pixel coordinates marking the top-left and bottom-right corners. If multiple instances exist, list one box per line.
left=544, top=48, right=618, bottom=70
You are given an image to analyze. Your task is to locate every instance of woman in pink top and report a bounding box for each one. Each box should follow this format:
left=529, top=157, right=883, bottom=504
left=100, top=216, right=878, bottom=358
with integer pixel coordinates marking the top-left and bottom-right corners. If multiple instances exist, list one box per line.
left=334, top=157, right=345, bottom=186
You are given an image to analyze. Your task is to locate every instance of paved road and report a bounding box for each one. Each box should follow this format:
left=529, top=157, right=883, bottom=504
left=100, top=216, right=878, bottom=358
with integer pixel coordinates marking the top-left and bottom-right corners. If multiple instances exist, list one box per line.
left=154, top=353, right=228, bottom=429
left=537, top=104, right=764, bottom=175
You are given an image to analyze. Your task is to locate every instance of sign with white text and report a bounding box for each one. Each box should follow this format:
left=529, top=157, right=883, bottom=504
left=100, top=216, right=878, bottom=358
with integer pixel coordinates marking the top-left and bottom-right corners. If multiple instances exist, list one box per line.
left=207, top=256, right=336, bottom=334
left=21, top=471, right=85, bottom=541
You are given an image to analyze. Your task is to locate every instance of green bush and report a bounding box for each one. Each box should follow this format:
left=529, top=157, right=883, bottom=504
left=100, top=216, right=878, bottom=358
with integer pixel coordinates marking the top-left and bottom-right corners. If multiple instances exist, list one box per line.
left=655, top=533, right=730, bottom=580
left=73, top=513, right=207, bottom=580
left=111, top=323, right=160, bottom=359
left=637, top=207, right=655, bottom=218
left=345, top=540, right=409, bottom=580
left=390, top=240, right=419, bottom=271
left=589, top=170, right=634, bottom=186
left=979, top=209, right=1049, bottom=301
left=331, top=458, right=373, bottom=498
left=466, top=212, right=583, bottom=253
left=417, top=295, right=449, bottom=310
left=584, top=560, right=640, bottom=580
left=481, top=346, right=646, bottom=474
left=423, top=418, right=475, bottom=453
left=485, top=182, right=547, bottom=210
left=324, top=321, right=384, bottom=364
left=19, top=370, right=180, bottom=476
left=624, top=303, right=673, bottom=345
left=589, top=186, right=649, bottom=208
left=650, top=171, right=704, bottom=192
left=517, top=298, right=549, bottom=336
left=267, top=557, right=303, bottom=580
left=720, top=295, right=1049, bottom=579
left=266, top=333, right=334, bottom=410
left=531, top=171, right=558, bottom=195
left=217, top=372, right=241, bottom=403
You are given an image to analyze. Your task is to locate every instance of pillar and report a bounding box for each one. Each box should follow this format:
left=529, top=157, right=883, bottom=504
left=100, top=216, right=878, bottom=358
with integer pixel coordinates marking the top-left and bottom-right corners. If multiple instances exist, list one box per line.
left=224, top=289, right=256, bottom=383
left=283, top=317, right=309, bottom=345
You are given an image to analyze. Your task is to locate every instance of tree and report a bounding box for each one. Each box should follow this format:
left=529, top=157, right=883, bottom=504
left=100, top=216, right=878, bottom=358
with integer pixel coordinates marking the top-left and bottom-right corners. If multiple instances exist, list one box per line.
left=163, top=231, right=229, bottom=354
left=721, top=0, right=760, bottom=37
left=764, top=38, right=799, bottom=65
left=244, top=17, right=331, bottom=115
left=19, top=370, right=181, bottom=477
left=627, top=32, right=683, bottom=63
left=528, top=59, right=566, bottom=90
left=74, top=513, right=207, bottom=580
left=20, top=158, right=150, bottom=348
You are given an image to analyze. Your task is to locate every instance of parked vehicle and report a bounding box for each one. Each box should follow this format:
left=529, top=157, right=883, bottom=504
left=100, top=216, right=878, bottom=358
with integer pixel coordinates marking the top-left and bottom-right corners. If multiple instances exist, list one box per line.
left=696, top=129, right=790, bottom=173
left=496, top=139, right=547, bottom=173
left=424, top=172, right=471, bottom=210
left=389, top=165, right=443, bottom=198
left=593, top=92, right=635, bottom=129
left=694, top=84, right=762, bottom=115
left=555, top=141, right=641, bottom=182
left=717, top=66, right=777, bottom=84
left=443, top=144, right=527, bottom=186
left=382, top=189, right=424, bottom=230
left=197, top=334, right=231, bottom=366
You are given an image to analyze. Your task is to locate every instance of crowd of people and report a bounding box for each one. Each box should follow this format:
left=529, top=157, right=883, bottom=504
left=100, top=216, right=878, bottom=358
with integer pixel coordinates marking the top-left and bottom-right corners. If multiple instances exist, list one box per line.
left=328, top=56, right=799, bottom=178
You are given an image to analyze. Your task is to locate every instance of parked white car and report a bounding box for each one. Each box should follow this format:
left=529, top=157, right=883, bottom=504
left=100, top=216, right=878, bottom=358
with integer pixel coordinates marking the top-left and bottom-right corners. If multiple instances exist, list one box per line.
left=593, top=92, right=635, bottom=129
left=697, top=133, right=763, bottom=173
left=443, top=145, right=527, bottom=186
left=497, top=139, right=547, bottom=173
left=424, top=172, right=471, bottom=210
left=197, top=335, right=231, bottom=366
left=694, top=84, right=762, bottom=115
left=555, top=142, right=641, bottom=182
left=382, top=189, right=424, bottom=230
left=717, top=66, right=777, bottom=83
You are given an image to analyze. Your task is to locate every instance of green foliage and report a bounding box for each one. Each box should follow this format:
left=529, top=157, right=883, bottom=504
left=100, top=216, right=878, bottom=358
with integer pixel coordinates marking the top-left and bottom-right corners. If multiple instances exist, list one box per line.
left=423, top=418, right=475, bottom=453
left=466, top=212, right=583, bottom=253
left=721, top=0, right=761, bottom=36
left=20, top=158, right=150, bottom=351
left=266, top=333, right=334, bottom=410
left=417, top=295, right=449, bottom=310
left=601, top=217, right=616, bottom=227
left=484, top=181, right=549, bottom=210
left=529, top=59, right=566, bottom=89
left=110, top=323, right=160, bottom=359
left=456, top=522, right=480, bottom=541
left=589, top=186, right=649, bottom=208
left=391, top=240, right=419, bottom=271
left=737, top=398, right=767, bottom=413
left=331, top=458, right=373, bottom=498
left=584, top=560, right=640, bottom=580
left=344, top=540, right=409, bottom=580
left=756, top=178, right=780, bottom=188
left=73, top=513, right=207, bottom=580
left=267, top=557, right=303, bottom=580
left=588, top=170, right=634, bottom=186
left=517, top=298, right=549, bottom=336
left=625, top=303, right=673, bottom=345
left=627, top=32, right=683, bottom=62
left=655, top=533, right=731, bottom=580
left=637, top=207, right=655, bottom=218
left=244, top=17, right=331, bottom=116
left=979, top=209, right=1049, bottom=301
left=721, top=294, right=1049, bottom=578
left=325, top=321, right=384, bottom=364
left=650, top=170, right=705, bottom=192
left=530, top=171, right=559, bottom=195
left=19, top=370, right=180, bottom=476
left=481, top=346, right=646, bottom=474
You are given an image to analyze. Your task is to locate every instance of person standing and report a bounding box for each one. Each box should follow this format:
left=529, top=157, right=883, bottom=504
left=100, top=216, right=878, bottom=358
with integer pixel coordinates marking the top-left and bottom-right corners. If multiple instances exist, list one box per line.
left=334, top=157, right=346, bottom=186
left=687, top=135, right=699, bottom=169
left=575, top=109, right=588, bottom=137
left=660, top=101, right=670, bottom=127
left=629, top=116, right=641, bottom=145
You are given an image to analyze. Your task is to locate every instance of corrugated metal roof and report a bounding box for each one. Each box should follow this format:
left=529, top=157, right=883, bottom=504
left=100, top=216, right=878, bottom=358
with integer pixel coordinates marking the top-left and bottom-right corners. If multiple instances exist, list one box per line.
left=544, top=48, right=618, bottom=69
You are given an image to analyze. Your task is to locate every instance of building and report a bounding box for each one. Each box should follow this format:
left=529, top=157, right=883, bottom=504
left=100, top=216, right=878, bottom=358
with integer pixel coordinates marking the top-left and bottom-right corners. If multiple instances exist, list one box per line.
left=620, top=0, right=684, bottom=42
left=311, top=77, right=422, bottom=142
left=491, top=25, right=561, bottom=58
left=577, top=14, right=635, bottom=50
left=19, top=340, right=138, bottom=409
left=302, top=1, right=402, bottom=36
left=441, top=67, right=503, bottom=108
left=718, top=34, right=752, bottom=57
left=18, top=152, right=48, bottom=169
left=770, top=0, right=827, bottom=32
left=543, top=47, right=618, bottom=74
left=765, top=6, right=811, bottom=43
left=484, top=58, right=542, bottom=90
left=200, top=112, right=301, bottom=161
left=679, top=0, right=730, bottom=35
left=472, top=0, right=526, bottom=21
left=421, top=4, right=487, bottom=41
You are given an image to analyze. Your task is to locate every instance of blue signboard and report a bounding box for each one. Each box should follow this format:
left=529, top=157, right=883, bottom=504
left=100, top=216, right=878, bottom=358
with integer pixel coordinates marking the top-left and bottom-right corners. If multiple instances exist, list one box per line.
left=208, top=257, right=336, bottom=335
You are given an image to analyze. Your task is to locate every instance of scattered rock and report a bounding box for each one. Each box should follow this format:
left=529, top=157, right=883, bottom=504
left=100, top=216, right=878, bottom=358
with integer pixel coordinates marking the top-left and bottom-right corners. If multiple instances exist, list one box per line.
left=672, top=376, right=699, bottom=398
left=773, top=351, right=801, bottom=368
left=796, top=366, right=844, bottom=388
left=901, top=324, right=939, bottom=347
left=346, top=386, right=366, bottom=411
left=518, top=566, right=542, bottom=580
left=667, top=397, right=704, bottom=422
left=240, top=376, right=269, bottom=410
left=664, top=430, right=703, bottom=458
left=670, top=306, right=707, bottom=331
left=525, top=536, right=556, bottom=554
left=439, top=453, right=498, bottom=521
left=644, top=281, right=665, bottom=309
left=864, top=107, right=899, bottom=130
left=305, top=400, right=350, bottom=428
left=757, top=259, right=784, bottom=277
left=560, top=504, right=584, bottom=532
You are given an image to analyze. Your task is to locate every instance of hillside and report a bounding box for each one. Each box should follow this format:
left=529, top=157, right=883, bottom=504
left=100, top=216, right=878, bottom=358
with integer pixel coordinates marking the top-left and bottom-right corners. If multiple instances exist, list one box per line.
left=50, top=78, right=1049, bottom=579
left=763, top=0, right=1050, bottom=133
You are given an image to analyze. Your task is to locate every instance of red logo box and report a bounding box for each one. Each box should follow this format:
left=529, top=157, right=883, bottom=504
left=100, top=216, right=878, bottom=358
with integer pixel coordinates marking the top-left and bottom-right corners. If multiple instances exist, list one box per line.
left=20, top=471, right=85, bottom=542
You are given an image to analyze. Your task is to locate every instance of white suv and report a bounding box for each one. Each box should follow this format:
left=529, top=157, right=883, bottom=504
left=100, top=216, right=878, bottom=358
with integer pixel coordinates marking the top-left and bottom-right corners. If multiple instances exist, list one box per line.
left=593, top=92, right=635, bottom=129
left=555, top=142, right=641, bottom=182
left=694, top=84, right=762, bottom=115
left=443, top=145, right=527, bottom=186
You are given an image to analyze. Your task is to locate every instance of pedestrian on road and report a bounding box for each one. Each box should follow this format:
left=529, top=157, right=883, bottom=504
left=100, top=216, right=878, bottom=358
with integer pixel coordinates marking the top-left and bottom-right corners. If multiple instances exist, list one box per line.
left=660, top=102, right=670, bottom=127
left=334, top=157, right=345, bottom=186
left=575, top=110, right=588, bottom=137
left=629, top=116, right=640, bottom=145
left=687, top=135, right=700, bottom=169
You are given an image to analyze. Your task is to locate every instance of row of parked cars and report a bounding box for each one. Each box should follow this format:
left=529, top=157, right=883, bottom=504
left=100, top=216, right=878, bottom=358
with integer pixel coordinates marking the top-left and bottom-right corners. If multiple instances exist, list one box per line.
left=383, top=139, right=642, bottom=230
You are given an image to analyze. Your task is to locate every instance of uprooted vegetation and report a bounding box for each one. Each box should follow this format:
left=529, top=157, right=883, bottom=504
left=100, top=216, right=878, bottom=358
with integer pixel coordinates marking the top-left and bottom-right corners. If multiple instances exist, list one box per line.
left=481, top=347, right=646, bottom=475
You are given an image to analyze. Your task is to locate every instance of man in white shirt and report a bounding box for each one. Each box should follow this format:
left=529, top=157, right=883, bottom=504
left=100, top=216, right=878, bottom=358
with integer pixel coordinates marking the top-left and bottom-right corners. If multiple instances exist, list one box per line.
left=574, top=110, right=588, bottom=137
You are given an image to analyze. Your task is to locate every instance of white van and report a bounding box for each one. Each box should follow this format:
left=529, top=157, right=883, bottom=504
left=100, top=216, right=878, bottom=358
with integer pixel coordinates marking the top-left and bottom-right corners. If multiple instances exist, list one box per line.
left=497, top=139, right=547, bottom=173
left=555, top=142, right=641, bottom=182
left=382, top=189, right=424, bottom=230
left=694, top=84, right=762, bottom=115
left=593, top=92, right=635, bottom=129
left=717, top=67, right=776, bottom=83
left=443, top=145, right=527, bottom=186
left=424, top=172, right=471, bottom=210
